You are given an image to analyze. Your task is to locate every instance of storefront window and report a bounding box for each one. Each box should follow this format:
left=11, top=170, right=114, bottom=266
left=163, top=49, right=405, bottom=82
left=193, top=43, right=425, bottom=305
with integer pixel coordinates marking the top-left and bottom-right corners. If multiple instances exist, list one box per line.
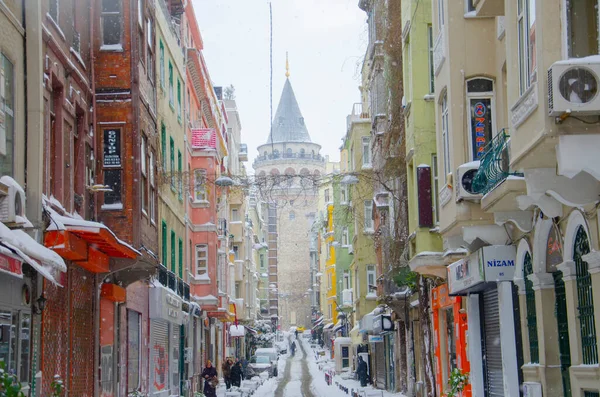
left=0, top=309, right=29, bottom=383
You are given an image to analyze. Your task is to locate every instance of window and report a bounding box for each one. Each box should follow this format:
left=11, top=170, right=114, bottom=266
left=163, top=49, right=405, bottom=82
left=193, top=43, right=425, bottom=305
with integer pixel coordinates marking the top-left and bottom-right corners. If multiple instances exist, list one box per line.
left=146, top=18, right=154, bottom=81
left=49, top=0, right=59, bottom=21
left=178, top=239, right=183, bottom=278
left=159, top=41, right=165, bottom=87
left=328, top=304, right=332, bottom=319
left=195, top=244, right=208, bottom=277
left=428, top=25, right=435, bottom=93
left=150, top=151, right=155, bottom=221
left=137, top=0, right=144, bottom=28
left=364, top=200, right=374, bottom=231
left=103, top=169, right=122, bottom=205
left=193, top=169, right=207, bottom=201
left=169, top=137, right=175, bottom=189
left=367, top=265, right=376, bottom=294
left=0, top=54, right=15, bottom=177
left=101, top=0, right=122, bottom=47
left=341, top=185, right=348, bottom=203
left=260, top=254, right=265, bottom=270
left=437, top=0, right=444, bottom=29
left=161, top=124, right=166, bottom=169
left=171, top=230, right=176, bottom=272
left=342, top=227, right=349, bottom=246
left=177, top=150, right=182, bottom=199
left=161, top=221, right=167, bottom=266
left=355, top=268, right=360, bottom=296
left=518, top=0, right=536, bottom=95
left=328, top=272, right=332, bottom=289
left=0, top=310, right=30, bottom=383
left=177, top=79, right=182, bottom=121
left=568, top=0, right=599, bottom=58
left=324, top=189, right=330, bottom=203
left=231, top=208, right=239, bottom=222
left=441, top=93, right=450, bottom=182
left=466, top=0, right=475, bottom=13
left=127, top=310, right=141, bottom=393
left=233, top=245, right=239, bottom=260
left=343, top=271, right=350, bottom=290
left=362, top=136, right=371, bottom=167
left=432, top=155, right=440, bottom=224
left=141, top=136, right=147, bottom=212
left=467, top=78, right=494, bottom=160
left=168, top=61, right=174, bottom=106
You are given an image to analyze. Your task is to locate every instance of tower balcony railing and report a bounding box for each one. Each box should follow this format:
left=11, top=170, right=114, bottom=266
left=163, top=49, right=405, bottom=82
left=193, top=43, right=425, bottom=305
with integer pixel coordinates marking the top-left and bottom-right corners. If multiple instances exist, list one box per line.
left=472, top=129, right=524, bottom=195
left=253, top=152, right=325, bottom=165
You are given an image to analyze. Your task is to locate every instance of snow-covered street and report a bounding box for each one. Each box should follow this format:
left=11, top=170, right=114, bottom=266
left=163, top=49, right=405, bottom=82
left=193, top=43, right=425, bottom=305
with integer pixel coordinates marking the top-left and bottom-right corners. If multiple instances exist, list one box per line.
left=218, top=336, right=406, bottom=397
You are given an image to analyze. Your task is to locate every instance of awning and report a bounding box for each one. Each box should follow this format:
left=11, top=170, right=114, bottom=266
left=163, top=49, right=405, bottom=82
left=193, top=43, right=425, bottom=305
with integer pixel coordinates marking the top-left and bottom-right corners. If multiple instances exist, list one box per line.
left=313, top=316, right=324, bottom=326
left=245, top=326, right=258, bottom=335
left=0, top=241, right=62, bottom=286
left=323, top=322, right=334, bottom=330
left=332, top=321, right=344, bottom=333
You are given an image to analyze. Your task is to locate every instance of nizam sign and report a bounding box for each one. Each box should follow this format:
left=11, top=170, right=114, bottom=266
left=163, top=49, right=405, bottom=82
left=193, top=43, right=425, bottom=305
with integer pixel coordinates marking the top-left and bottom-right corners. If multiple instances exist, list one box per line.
left=447, top=245, right=517, bottom=295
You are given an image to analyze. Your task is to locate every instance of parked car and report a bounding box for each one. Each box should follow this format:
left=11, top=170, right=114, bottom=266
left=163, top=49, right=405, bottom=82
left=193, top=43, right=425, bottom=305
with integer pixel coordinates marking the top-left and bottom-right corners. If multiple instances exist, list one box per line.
left=246, top=355, right=276, bottom=378
left=255, top=347, right=278, bottom=362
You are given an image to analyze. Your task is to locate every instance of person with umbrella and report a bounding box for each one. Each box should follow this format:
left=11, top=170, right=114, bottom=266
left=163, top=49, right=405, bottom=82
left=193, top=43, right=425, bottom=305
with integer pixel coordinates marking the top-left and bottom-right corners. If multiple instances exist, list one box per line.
left=201, top=360, right=218, bottom=397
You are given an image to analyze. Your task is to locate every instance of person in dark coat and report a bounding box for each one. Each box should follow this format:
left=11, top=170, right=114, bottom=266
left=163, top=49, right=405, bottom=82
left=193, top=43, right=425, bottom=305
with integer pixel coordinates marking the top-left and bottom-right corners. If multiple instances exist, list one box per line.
left=201, top=360, right=218, bottom=397
left=240, top=357, right=249, bottom=379
left=222, top=358, right=233, bottom=389
left=230, top=360, right=243, bottom=387
left=290, top=341, right=297, bottom=356
left=356, top=356, right=368, bottom=387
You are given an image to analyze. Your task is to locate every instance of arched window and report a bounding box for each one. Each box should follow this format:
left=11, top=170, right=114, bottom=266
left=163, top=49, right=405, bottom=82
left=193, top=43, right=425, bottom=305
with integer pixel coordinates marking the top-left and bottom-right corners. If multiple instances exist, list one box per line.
left=300, top=148, right=305, bottom=158
left=264, top=151, right=268, bottom=158
left=573, top=226, right=598, bottom=364
left=523, top=252, right=539, bottom=363
left=466, top=77, right=495, bottom=161
left=286, top=148, right=293, bottom=158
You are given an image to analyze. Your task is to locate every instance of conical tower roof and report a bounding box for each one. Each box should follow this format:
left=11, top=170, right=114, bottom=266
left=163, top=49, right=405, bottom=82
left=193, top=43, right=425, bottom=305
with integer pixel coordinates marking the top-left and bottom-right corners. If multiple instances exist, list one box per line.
left=267, top=79, right=312, bottom=144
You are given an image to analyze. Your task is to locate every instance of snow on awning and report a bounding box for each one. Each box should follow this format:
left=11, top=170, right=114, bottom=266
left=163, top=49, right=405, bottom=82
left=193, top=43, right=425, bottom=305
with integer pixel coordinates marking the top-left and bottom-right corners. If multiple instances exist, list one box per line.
left=332, top=321, right=344, bottom=332
left=323, top=322, right=334, bottom=330
left=245, top=326, right=258, bottom=335
left=0, top=222, right=66, bottom=284
left=313, top=315, right=324, bottom=326
left=229, top=325, right=245, bottom=337
left=0, top=241, right=62, bottom=286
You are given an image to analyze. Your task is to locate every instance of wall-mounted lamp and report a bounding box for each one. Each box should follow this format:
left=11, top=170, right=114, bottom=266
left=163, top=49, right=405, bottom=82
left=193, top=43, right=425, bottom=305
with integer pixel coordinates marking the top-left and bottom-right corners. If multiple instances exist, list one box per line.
left=34, top=293, right=47, bottom=314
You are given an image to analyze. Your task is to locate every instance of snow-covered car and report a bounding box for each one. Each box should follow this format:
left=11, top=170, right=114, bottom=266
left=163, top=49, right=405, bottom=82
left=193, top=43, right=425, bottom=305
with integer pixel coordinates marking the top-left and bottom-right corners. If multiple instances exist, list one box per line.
left=274, top=341, right=287, bottom=355
left=246, top=355, right=276, bottom=378
left=255, top=347, right=278, bottom=362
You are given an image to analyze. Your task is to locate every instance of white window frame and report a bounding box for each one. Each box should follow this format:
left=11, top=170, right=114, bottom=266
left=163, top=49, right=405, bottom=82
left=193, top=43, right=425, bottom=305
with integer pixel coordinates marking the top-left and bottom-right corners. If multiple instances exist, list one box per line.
left=366, top=265, right=376, bottom=295
left=362, top=136, right=371, bottom=168
left=49, top=0, right=59, bottom=22
left=564, top=0, right=600, bottom=59
left=465, top=0, right=476, bottom=13
left=101, top=0, right=122, bottom=48
left=441, top=92, right=450, bottom=183
left=342, top=227, right=349, bottom=246
left=343, top=271, right=350, bottom=290
left=193, top=169, right=207, bottom=202
left=195, top=244, right=208, bottom=277
left=437, top=0, right=445, bottom=29
left=518, top=0, right=536, bottom=95
left=325, top=188, right=330, bottom=203
left=159, top=41, right=165, bottom=88
left=363, top=200, right=374, bottom=231
left=231, top=208, right=240, bottom=222
left=328, top=272, right=332, bottom=290
left=149, top=151, right=155, bottom=222
left=432, top=155, right=440, bottom=225
left=428, top=25, right=435, bottom=94
left=355, top=268, right=360, bottom=297
left=341, top=184, right=348, bottom=204
left=1, top=54, right=15, bottom=175
left=140, top=136, right=147, bottom=212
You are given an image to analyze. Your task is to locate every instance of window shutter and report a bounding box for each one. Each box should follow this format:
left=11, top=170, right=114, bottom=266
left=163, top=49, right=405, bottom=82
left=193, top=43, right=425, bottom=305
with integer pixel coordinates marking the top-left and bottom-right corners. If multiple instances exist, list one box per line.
left=417, top=165, right=433, bottom=227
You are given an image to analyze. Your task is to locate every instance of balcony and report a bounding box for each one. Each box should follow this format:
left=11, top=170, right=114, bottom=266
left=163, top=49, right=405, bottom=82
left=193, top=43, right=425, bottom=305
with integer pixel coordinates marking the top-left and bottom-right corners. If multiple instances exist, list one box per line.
left=158, top=264, right=169, bottom=287
left=167, top=270, right=177, bottom=292
left=235, top=260, right=244, bottom=282
left=346, top=103, right=370, bottom=131
left=341, top=289, right=353, bottom=307
left=253, top=152, right=325, bottom=166
left=474, top=0, right=504, bottom=17
left=472, top=129, right=526, bottom=214
left=239, top=144, right=248, bottom=161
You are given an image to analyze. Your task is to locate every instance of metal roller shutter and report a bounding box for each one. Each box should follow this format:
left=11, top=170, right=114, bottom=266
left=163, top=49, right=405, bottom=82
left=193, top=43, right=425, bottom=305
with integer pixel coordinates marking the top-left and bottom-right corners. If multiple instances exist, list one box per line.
left=482, top=287, right=504, bottom=397
left=151, top=320, right=170, bottom=395
left=375, top=342, right=386, bottom=389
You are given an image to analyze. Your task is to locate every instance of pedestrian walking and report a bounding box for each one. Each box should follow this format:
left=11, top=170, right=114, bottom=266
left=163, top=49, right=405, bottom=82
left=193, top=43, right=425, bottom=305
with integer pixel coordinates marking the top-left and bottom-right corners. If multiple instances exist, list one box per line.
left=230, top=359, right=243, bottom=387
left=290, top=340, right=297, bottom=357
left=201, top=360, right=218, bottom=397
left=222, top=357, right=233, bottom=390
left=240, top=356, right=248, bottom=379
left=356, top=356, right=368, bottom=387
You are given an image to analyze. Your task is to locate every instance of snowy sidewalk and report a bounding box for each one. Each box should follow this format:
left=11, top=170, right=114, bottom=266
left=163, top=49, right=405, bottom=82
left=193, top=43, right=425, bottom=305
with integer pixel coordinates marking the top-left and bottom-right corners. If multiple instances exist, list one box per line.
left=301, top=338, right=407, bottom=397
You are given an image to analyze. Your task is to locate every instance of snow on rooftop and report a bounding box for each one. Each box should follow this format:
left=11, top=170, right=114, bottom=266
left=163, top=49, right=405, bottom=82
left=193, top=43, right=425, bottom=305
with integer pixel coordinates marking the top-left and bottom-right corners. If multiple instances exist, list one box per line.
left=415, top=251, right=444, bottom=257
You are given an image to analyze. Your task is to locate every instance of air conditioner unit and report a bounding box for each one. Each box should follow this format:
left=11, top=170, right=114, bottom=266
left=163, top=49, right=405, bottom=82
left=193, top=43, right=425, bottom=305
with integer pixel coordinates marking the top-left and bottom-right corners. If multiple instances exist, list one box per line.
left=342, top=289, right=353, bottom=306
left=456, top=162, right=482, bottom=202
left=548, top=60, right=600, bottom=116
left=0, top=181, right=25, bottom=224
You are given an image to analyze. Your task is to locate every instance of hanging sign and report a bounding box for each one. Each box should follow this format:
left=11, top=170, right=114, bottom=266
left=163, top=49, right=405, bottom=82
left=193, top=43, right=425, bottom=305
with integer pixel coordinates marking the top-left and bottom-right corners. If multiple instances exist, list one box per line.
left=103, top=129, right=121, bottom=167
left=0, top=253, right=22, bottom=277
left=368, top=335, right=383, bottom=343
left=470, top=99, right=492, bottom=159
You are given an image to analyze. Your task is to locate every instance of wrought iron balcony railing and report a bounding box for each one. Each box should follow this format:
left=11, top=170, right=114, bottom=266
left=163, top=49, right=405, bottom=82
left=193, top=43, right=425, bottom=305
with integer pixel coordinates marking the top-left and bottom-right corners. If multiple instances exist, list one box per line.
left=472, top=129, right=523, bottom=195
left=158, top=264, right=168, bottom=287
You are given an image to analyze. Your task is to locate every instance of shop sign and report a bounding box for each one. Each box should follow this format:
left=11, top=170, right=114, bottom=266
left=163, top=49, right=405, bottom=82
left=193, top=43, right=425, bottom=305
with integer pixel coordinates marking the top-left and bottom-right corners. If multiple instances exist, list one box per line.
left=470, top=99, right=492, bottom=159
left=373, top=314, right=394, bottom=335
left=150, top=285, right=183, bottom=325
left=368, top=335, right=383, bottom=343
left=448, top=245, right=517, bottom=295
left=0, top=253, right=22, bottom=277
left=103, top=129, right=121, bottom=167
left=359, top=313, right=375, bottom=333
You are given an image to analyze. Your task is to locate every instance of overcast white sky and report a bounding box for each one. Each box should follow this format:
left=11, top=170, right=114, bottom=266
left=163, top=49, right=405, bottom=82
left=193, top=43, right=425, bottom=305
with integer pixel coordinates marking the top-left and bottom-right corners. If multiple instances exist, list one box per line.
left=193, top=0, right=368, bottom=168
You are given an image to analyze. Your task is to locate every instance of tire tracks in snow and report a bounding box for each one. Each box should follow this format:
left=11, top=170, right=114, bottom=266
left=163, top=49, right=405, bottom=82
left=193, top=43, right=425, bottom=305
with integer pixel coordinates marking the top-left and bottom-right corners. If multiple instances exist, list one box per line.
left=273, top=336, right=316, bottom=397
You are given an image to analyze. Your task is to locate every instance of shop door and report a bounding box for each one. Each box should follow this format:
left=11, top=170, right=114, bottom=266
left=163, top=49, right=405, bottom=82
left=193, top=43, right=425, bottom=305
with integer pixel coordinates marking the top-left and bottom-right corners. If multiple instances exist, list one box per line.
left=170, top=323, right=180, bottom=395
left=150, top=320, right=170, bottom=396
left=69, top=267, right=94, bottom=396
left=553, top=271, right=572, bottom=397
left=482, top=287, right=503, bottom=397
left=375, top=342, right=386, bottom=389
